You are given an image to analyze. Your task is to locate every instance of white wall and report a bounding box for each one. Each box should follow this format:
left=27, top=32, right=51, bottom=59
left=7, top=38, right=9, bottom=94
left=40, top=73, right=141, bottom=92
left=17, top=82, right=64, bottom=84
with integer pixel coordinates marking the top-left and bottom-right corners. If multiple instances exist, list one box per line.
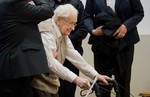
left=75, top=0, right=150, bottom=97
left=131, top=35, right=150, bottom=97
left=137, top=0, right=150, bottom=35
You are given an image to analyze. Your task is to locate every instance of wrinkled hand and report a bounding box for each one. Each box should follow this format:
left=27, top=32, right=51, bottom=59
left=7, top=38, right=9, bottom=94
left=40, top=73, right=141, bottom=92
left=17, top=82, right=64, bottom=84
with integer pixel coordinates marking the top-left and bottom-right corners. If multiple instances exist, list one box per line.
left=52, top=49, right=58, bottom=58
left=96, top=74, right=112, bottom=85
left=113, top=24, right=127, bottom=39
left=73, top=76, right=91, bottom=90
left=92, top=26, right=104, bottom=36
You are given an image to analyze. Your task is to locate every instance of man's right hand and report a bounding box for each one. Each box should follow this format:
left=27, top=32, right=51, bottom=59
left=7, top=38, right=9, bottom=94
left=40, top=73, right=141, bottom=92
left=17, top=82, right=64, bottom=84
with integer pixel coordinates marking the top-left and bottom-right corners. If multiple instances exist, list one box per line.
left=52, top=49, right=58, bottom=58
left=73, top=76, right=91, bottom=90
left=92, top=26, right=104, bottom=36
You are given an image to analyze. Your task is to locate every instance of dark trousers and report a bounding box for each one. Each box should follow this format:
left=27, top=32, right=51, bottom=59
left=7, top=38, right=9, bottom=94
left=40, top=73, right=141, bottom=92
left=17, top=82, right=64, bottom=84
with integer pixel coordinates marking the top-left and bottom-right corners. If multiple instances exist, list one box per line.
left=0, top=77, right=33, bottom=97
left=92, top=45, right=134, bottom=97
left=58, top=59, right=79, bottom=97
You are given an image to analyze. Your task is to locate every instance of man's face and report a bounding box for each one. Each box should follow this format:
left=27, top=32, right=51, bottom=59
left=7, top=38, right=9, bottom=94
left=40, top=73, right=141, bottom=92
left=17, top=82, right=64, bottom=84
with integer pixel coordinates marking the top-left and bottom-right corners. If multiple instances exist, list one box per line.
left=58, top=14, right=77, bottom=36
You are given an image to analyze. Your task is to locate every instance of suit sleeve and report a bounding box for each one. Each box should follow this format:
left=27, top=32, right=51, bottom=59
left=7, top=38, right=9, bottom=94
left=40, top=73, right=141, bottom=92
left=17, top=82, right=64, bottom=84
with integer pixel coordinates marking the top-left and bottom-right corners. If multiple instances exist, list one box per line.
left=14, top=0, right=54, bottom=23
left=123, top=0, right=144, bottom=31
left=69, top=1, right=88, bottom=43
left=83, top=0, right=95, bottom=34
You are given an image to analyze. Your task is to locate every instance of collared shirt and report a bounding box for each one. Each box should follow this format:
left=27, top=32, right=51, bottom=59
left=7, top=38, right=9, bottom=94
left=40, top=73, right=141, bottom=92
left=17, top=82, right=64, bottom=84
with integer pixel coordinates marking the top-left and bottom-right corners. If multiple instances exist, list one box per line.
left=39, top=19, right=98, bottom=82
left=106, top=0, right=116, bottom=12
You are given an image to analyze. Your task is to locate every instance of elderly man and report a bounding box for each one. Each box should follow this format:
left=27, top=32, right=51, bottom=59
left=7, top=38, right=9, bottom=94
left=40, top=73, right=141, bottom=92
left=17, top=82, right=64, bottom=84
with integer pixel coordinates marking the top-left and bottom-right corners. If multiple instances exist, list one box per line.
left=49, top=1, right=88, bottom=97
left=31, top=4, right=111, bottom=97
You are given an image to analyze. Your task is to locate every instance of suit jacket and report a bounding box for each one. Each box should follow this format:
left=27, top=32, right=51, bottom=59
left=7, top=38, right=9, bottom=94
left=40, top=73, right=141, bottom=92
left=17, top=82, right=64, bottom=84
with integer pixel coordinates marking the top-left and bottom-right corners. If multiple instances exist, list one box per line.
left=92, top=6, right=127, bottom=55
left=84, top=0, right=144, bottom=46
left=93, top=6, right=121, bottom=37
left=0, top=0, right=54, bottom=80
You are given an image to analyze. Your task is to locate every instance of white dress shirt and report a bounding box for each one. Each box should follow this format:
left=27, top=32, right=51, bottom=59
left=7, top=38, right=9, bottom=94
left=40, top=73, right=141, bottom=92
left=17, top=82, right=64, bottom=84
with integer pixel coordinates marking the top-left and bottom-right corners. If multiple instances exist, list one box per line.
left=39, top=19, right=98, bottom=83
left=106, top=0, right=116, bottom=12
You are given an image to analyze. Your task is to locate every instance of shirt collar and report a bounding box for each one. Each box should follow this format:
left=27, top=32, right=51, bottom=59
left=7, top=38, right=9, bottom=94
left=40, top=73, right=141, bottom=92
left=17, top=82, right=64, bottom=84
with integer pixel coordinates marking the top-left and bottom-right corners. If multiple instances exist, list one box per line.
left=51, top=19, right=62, bottom=38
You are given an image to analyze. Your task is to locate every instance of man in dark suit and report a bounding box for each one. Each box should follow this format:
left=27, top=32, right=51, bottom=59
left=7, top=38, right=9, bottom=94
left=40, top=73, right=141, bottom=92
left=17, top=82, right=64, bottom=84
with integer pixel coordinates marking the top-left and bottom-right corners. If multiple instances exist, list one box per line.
left=0, top=0, right=53, bottom=97
left=49, top=0, right=88, bottom=97
left=83, top=0, right=144, bottom=97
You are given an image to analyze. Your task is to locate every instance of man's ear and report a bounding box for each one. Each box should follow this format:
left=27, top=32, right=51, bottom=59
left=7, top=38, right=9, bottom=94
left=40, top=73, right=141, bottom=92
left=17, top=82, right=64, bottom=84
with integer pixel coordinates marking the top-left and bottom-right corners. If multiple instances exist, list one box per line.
left=55, top=16, right=63, bottom=24
left=57, top=16, right=63, bottom=22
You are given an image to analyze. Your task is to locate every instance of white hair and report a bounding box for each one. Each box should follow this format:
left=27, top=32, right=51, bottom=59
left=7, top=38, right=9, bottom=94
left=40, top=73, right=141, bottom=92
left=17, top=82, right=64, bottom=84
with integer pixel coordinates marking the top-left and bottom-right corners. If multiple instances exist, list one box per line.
left=52, top=4, right=78, bottom=20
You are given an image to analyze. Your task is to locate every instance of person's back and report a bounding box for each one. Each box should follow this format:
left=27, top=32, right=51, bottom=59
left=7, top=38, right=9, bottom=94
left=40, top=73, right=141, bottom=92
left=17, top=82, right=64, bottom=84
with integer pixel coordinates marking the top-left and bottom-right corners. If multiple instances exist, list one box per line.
left=0, top=0, right=53, bottom=96
left=0, top=0, right=53, bottom=80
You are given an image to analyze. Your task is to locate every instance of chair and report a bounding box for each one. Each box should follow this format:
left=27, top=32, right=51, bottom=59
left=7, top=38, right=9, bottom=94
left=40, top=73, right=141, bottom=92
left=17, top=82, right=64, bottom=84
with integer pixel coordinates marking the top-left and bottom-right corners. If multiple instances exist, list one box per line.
left=139, top=91, right=150, bottom=97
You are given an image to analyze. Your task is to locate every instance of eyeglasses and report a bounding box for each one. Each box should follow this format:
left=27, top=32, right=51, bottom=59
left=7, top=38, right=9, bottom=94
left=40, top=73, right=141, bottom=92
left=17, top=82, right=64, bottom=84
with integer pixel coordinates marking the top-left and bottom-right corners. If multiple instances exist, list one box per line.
left=62, top=18, right=77, bottom=27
